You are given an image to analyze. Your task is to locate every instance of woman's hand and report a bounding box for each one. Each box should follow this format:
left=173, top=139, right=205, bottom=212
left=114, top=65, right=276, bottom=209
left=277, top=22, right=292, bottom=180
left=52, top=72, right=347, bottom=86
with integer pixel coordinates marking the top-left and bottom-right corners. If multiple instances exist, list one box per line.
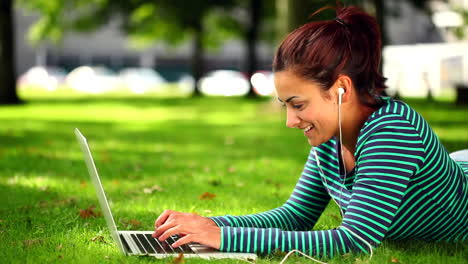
left=152, top=210, right=221, bottom=249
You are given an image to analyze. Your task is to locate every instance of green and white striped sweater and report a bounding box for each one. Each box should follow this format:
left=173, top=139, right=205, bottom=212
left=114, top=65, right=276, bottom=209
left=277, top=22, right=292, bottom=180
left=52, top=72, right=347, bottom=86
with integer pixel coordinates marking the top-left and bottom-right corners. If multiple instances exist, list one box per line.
left=210, top=97, right=468, bottom=257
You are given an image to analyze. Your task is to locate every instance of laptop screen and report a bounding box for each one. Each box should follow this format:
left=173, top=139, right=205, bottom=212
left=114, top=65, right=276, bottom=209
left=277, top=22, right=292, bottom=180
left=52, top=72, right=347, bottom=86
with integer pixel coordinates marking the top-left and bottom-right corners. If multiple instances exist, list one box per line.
left=75, top=128, right=126, bottom=254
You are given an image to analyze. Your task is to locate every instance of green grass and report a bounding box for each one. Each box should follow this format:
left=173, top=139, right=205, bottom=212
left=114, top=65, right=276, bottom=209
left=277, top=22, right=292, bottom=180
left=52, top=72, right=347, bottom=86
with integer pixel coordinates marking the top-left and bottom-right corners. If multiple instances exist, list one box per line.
left=0, top=95, right=467, bottom=263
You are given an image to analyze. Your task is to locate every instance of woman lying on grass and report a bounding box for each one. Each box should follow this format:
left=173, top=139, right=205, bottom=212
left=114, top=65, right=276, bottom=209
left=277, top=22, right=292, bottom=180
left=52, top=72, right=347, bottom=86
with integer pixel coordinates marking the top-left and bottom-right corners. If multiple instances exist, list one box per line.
left=152, top=3, right=468, bottom=260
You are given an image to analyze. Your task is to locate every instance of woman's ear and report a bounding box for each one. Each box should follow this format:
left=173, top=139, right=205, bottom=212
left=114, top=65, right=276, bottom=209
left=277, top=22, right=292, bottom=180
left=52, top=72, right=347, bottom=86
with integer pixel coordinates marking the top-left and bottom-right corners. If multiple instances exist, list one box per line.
left=334, top=74, right=353, bottom=104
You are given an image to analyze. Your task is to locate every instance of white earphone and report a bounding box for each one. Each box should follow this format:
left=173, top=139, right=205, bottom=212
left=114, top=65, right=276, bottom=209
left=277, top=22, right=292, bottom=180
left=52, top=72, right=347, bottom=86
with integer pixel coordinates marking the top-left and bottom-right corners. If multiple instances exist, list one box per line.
left=337, top=87, right=346, bottom=211
left=281, top=86, right=373, bottom=263
left=338, top=87, right=345, bottom=106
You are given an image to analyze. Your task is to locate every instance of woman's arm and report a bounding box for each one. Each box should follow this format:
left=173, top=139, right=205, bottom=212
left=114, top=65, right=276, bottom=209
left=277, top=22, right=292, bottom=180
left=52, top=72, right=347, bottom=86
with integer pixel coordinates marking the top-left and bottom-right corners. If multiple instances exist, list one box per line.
left=152, top=148, right=331, bottom=249
left=210, top=149, right=331, bottom=231
left=217, top=122, right=425, bottom=257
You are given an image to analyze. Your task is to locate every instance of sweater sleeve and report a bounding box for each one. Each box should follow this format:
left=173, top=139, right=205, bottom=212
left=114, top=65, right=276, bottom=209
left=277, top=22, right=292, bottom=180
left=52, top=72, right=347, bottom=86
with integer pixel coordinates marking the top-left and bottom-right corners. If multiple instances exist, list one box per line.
left=215, top=119, right=425, bottom=257
left=210, top=148, right=331, bottom=231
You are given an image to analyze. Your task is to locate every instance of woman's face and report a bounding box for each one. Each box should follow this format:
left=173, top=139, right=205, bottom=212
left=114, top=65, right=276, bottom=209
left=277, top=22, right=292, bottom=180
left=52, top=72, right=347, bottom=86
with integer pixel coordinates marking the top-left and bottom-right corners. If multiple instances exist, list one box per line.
left=274, top=70, right=338, bottom=146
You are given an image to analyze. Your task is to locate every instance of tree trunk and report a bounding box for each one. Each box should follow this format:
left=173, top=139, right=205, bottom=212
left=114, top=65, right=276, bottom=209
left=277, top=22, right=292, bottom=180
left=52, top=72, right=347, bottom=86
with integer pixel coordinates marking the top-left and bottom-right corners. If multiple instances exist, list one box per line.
left=191, top=23, right=203, bottom=97
left=374, top=0, right=390, bottom=97
left=0, top=0, right=20, bottom=104
left=245, top=0, right=261, bottom=98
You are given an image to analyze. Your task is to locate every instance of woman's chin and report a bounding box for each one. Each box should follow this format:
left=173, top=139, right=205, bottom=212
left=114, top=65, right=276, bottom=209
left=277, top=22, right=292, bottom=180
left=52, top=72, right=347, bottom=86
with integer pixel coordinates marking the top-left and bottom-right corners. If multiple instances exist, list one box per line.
left=307, top=137, right=319, bottom=147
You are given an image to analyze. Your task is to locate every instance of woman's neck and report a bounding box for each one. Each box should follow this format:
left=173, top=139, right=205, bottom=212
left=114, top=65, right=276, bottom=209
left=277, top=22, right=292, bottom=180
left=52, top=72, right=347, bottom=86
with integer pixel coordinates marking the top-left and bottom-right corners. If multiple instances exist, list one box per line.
left=341, top=102, right=379, bottom=155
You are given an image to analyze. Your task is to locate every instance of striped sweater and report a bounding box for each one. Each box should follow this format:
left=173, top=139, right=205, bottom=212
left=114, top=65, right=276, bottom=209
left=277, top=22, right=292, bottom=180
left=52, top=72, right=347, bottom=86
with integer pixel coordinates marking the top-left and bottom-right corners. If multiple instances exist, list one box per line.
left=210, top=97, right=468, bottom=257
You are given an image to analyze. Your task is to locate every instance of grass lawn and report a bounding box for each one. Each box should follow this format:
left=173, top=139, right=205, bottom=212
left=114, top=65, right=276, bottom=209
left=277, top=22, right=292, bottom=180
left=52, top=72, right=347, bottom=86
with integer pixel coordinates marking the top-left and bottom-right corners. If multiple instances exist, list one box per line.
left=0, top=95, right=467, bottom=263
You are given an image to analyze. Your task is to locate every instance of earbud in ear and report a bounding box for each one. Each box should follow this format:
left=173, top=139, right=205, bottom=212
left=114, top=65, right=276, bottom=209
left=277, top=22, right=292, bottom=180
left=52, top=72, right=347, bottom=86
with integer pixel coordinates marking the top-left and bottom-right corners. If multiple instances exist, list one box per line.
left=338, top=87, right=345, bottom=96
left=338, top=87, right=345, bottom=106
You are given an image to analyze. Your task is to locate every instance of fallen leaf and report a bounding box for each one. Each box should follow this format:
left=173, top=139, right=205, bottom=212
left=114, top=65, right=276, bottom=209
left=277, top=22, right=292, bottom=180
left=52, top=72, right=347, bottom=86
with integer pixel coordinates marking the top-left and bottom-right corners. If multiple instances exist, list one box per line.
left=326, top=213, right=341, bottom=221
left=79, top=206, right=101, bottom=219
left=120, top=218, right=142, bottom=229
left=23, top=239, right=42, bottom=248
left=172, top=253, right=185, bottom=264
left=143, top=185, right=163, bottom=194
left=91, top=235, right=108, bottom=244
left=56, top=197, right=77, bottom=206
left=391, top=257, right=400, bottom=263
left=354, top=258, right=369, bottom=264
left=38, top=201, right=49, bottom=208
left=198, top=192, right=216, bottom=200
left=100, top=151, right=111, bottom=163
left=271, top=249, right=287, bottom=257
left=56, top=244, right=63, bottom=250
left=80, top=181, right=87, bottom=188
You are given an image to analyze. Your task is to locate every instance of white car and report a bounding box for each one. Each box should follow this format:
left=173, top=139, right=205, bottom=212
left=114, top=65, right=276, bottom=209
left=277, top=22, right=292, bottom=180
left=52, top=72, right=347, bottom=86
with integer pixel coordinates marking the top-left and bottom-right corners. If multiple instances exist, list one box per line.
left=17, top=66, right=67, bottom=91
left=250, top=71, right=275, bottom=96
left=119, top=68, right=167, bottom=94
left=198, top=70, right=250, bottom=96
left=66, top=66, right=121, bottom=93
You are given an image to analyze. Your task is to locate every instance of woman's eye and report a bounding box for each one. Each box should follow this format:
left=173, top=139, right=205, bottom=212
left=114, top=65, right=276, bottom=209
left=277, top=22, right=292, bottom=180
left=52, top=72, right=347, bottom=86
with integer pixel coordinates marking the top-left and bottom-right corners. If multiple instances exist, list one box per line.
left=293, top=104, right=303, bottom=109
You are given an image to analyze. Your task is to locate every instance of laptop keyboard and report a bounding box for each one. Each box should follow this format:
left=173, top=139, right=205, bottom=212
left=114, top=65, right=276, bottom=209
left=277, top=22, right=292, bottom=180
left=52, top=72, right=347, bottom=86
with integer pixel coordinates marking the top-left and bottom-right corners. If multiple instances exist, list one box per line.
left=121, top=233, right=195, bottom=254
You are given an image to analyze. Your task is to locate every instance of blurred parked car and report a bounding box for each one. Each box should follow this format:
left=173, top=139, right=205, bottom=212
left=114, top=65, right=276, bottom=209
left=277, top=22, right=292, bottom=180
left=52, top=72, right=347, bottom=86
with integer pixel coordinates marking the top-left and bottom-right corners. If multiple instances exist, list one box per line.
left=250, top=71, right=275, bottom=96
left=17, top=66, right=67, bottom=91
left=119, top=67, right=166, bottom=94
left=66, top=66, right=121, bottom=93
left=198, top=70, right=249, bottom=96
left=176, top=73, right=195, bottom=94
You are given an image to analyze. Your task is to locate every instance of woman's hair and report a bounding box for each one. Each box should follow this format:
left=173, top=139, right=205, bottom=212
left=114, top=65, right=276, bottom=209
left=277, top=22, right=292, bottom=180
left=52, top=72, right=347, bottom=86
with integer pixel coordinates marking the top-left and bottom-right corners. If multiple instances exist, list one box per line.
left=273, top=3, right=387, bottom=106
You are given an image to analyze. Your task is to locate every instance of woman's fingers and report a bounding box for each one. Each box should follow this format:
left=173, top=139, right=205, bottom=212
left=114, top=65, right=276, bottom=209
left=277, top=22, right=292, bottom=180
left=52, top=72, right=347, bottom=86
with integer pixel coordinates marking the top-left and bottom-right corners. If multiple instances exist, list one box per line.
left=157, top=225, right=180, bottom=242
left=171, top=229, right=220, bottom=250
left=171, top=234, right=194, bottom=248
left=152, top=220, right=174, bottom=238
left=152, top=211, right=221, bottom=247
left=154, top=210, right=174, bottom=228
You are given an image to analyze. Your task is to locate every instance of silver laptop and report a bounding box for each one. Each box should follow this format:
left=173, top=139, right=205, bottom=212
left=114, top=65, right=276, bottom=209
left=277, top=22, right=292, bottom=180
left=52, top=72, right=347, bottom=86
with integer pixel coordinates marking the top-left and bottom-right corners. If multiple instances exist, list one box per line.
left=75, top=128, right=257, bottom=260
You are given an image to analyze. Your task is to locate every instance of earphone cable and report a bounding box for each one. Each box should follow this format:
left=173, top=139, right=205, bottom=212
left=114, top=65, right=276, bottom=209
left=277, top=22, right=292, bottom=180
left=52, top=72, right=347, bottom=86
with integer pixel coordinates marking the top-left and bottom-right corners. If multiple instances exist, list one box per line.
left=280, top=90, right=373, bottom=263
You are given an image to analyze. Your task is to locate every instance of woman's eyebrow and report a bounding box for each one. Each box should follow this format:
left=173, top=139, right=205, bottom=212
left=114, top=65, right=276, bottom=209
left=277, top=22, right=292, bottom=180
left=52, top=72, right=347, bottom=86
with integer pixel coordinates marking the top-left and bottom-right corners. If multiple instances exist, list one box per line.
left=277, top=96, right=299, bottom=103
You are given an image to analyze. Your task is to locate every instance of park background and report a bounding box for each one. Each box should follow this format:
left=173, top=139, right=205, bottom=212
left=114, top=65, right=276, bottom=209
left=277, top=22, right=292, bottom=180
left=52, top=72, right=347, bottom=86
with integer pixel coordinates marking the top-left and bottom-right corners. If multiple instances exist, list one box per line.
left=1, top=0, right=468, bottom=263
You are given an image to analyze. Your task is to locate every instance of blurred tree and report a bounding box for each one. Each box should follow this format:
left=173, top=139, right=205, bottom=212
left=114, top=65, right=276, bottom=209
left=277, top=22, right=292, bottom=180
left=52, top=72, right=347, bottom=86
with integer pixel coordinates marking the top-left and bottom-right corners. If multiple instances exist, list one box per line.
left=449, top=6, right=468, bottom=40
left=200, top=0, right=275, bottom=98
left=238, top=0, right=275, bottom=98
left=19, top=0, right=280, bottom=97
left=0, top=0, right=21, bottom=104
left=18, top=0, right=242, bottom=96
left=276, top=0, right=330, bottom=37
left=244, top=0, right=262, bottom=98
left=101, top=0, right=275, bottom=98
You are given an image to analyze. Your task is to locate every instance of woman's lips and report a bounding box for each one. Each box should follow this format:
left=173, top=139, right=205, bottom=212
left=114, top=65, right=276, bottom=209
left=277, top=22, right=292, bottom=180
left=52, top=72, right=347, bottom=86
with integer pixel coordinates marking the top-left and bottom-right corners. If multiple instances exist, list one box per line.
left=303, top=125, right=314, bottom=136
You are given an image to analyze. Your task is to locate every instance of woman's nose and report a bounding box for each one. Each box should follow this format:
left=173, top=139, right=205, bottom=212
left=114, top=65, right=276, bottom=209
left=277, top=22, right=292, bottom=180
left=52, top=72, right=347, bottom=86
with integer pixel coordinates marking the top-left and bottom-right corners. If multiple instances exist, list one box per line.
left=286, top=109, right=301, bottom=128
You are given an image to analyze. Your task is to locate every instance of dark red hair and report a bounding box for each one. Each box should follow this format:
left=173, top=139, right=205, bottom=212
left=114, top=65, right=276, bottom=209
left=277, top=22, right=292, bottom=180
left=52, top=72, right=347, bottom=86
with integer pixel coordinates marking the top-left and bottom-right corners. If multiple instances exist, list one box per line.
left=273, top=4, right=386, bottom=106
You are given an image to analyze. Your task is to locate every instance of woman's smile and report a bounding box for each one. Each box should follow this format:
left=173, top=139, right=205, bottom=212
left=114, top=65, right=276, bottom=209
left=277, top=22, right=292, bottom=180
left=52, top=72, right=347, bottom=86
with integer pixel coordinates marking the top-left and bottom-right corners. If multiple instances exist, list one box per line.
left=303, top=124, right=314, bottom=136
